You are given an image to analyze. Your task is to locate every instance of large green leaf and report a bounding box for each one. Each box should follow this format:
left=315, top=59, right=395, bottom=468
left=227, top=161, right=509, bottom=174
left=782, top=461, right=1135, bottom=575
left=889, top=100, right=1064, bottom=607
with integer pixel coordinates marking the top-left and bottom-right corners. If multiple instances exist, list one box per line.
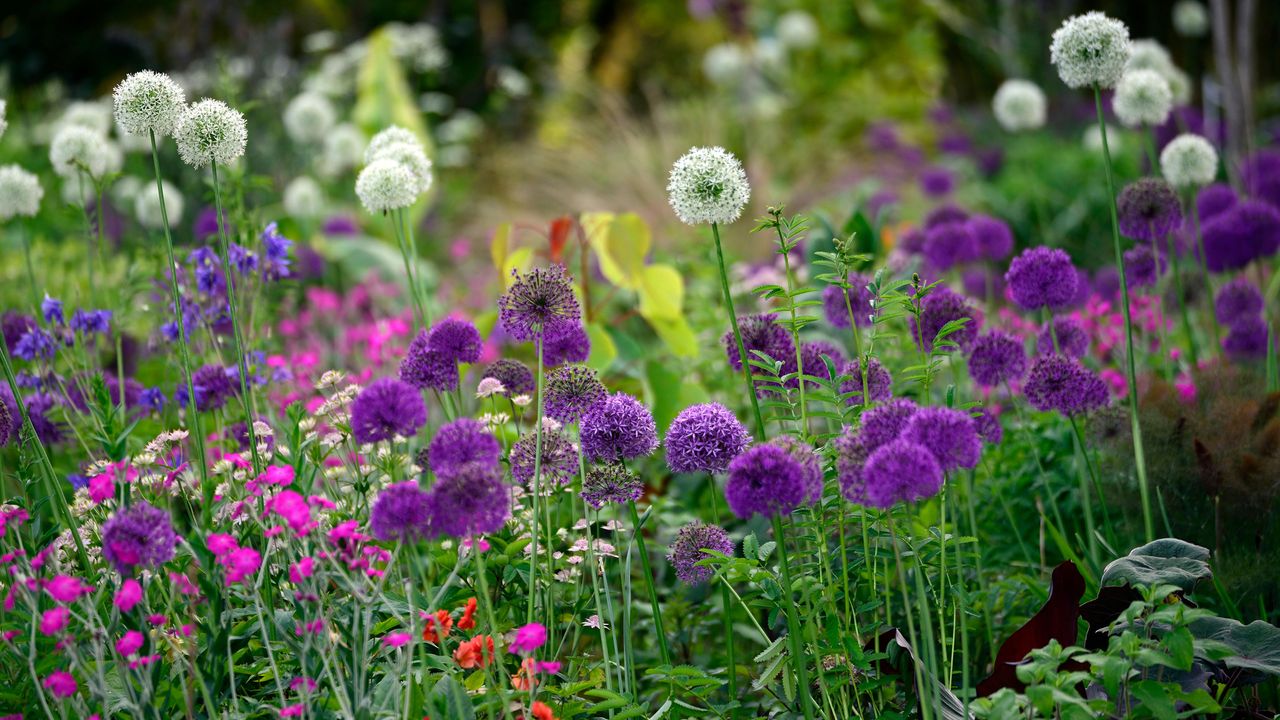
left=428, top=675, right=475, bottom=720
left=1190, top=616, right=1280, bottom=685
left=1100, top=539, right=1211, bottom=593
left=582, top=211, right=651, bottom=290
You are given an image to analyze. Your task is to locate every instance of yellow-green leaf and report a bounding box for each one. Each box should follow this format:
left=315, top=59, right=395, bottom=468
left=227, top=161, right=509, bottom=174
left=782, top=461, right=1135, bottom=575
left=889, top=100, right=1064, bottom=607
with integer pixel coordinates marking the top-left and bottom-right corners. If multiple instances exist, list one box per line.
left=490, top=223, right=513, bottom=275
left=501, top=247, right=534, bottom=288
left=649, top=316, right=699, bottom=358
left=586, top=323, right=618, bottom=372
left=637, top=264, right=684, bottom=320
left=603, top=213, right=650, bottom=289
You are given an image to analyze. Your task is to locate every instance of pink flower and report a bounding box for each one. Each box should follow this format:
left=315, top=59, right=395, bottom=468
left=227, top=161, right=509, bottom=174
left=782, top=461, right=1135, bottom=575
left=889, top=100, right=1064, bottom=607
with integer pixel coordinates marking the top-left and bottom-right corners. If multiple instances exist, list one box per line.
left=147, top=614, right=167, bottom=626
left=289, top=557, right=315, bottom=583
left=45, top=575, right=89, bottom=603
left=116, top=630, right=145, bottom=655
left=39, top=607, right=69, bottom=636
left=290, top=676, right=318, bottom=693
left=327, top=520, right=362, bottom=544
left=128, top=654, right=160, bottom=669
left=268, top=490, right=314, bottom=535
left=280, top=705, right=306, bottom=718
left=114, top=578, right=143, bottom=612
left=0, top=507, right=28, bottom=538
left=260, top=465, right=295, bottom=487
left=207, top=533, right=239, bottom=556
left=88, top=473, right=114, bottom=504
left=382, top=632, right=412, bottom=648
left=222, top=547, right=262, bottom=586
left=43, top=670, right=77, bottom=698
left=508, top=623, right=547, bottom=654
left=535, top=660, right=562, bottom=674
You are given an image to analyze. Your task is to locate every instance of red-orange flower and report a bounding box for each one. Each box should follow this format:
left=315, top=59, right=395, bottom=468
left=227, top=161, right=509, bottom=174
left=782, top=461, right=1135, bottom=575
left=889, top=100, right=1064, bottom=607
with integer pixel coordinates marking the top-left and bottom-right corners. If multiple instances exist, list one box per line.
left=422, top=610, right=453, bottom=643
left=531, top=701, right=556, bottom=720
left=454, top=635, right=494, bottom=669
left=457, top=597, right=478, bottom=630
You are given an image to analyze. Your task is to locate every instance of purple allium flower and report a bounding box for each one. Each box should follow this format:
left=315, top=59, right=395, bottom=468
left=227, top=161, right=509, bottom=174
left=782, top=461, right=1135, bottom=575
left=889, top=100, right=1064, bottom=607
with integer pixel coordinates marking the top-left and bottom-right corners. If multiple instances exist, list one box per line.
left=902, top=406, right=981, bottom=472
left=865, top=190, right=898, bottom=218
left=966, top=214, right=1015, bottom=261
left=1123, top=244, right=1164, bottom=289
left=1197, top=183, right=1237, bottom=222
left=545, top=364, right=606, bottom=424
left=667, top=521, right=733, bottom=584
left=481, top=359, right=534, bottom=397
left=1005, top=246, right=1079, bottom=311
left=899, top=227, right=927, bottom=255
left=973, top=407, right=1002, bottom=445
left=920, top=166, right=955, bottom=197
left=1116, top=178, right=1183, bottom=241
left=426, top=461, right=510, bottom=538
left=100, top=501, right=178, bottom=574
left=860, top=439, right=943, bottom=509
left=864, top=122, right=900, bottom=152
left=924, top=204, right=969, bottom=229
left=541, top=322, right=591, bottom=367
left=399, top=331, right=458, bottom=392
left=839, top=356, right=893, bottom=406
left=664, top=402, right=751, bottom=474
left=1092, top=267, right=1121, bottom=301
left=41, top=297, right=64, bottom=326
left=722, top=313, right=793, bottom=371
left=1200, top=199, right=1280, bottom=272
left=910, top=286, right=981, bottom=352
left=508, top=426, right=578, bottom=486
left=1214, top=278, right=1264, bottom=326
left=859, top=398, right=919, bottom=451
left=1, top=313, right=37, bottom=350
left=0, top=400, right=11, bottom=447
left=580, top=393, right=658, bottom=462
left=771, top=435, right=823, bottom=504
left=1222, top=315, right=1270, bottom=359
left=183, top=364, right=237, bottom=411
left=498, top=265, right=580, bottom=342
left=581, top=462, right=644, bottom=509
left=426, top=318, right=483, bottom=364
left=795, top=341, right=845, bottom=387
left=922, top=221, right=980, bottom=272
left=1069, top=267, right=1092, bottom=307
left=724, top=443, right=807, bottom=518
left=13, top=328, right=56, bottom=361
left=5, top=391, right=63, bottom=445
left=833, top=428, right=869, bottom=503
left=426, top=419, right=501, bottom=477
left=821, top=279, right=874, bottom=329
left=349, top=377, right=427, bottom=444
left=370, top=482, right=434, bottom=541
left=1242, top=149, right=1280, bottom=209
left=1024, top=354, right=1109, bottom=416
left=1037, top=316, right=1090, bottom=358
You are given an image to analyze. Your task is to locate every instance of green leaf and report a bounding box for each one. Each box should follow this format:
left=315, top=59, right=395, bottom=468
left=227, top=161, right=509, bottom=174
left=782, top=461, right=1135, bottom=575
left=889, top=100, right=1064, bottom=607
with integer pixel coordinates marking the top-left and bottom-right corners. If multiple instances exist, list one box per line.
left=1189, top=616, right=1280, bottom=683
left=586, top=322, right=618, bottom=372
left=637, top=264, right=684, bottom=320
left=649, top=315, right=699, bottom=358
left=429, top=675, right=475, bottom=720
left=1101, top=538, right=1212, bottom=593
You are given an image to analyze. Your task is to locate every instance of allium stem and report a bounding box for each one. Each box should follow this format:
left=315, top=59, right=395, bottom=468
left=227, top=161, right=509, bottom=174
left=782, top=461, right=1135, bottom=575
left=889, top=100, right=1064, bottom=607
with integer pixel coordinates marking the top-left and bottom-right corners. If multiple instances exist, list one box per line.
left=391, top=208, right=427, bottom=329
left=471, top=539, right=513, bottom=716
left=1167, top=229, right=1200, bottom=368
left=777, top=229, right=809, bottom=439
left=1189, top=200, right=1223, bottom=356
left=770, top=514, right=816, bottom=720
left=626, top=501, right=673, bottom=668
left=1093, top=85, right=1154, bottom=543
left=576, top=448, right=617, bottom=698
left=525, top=339, right=546, bottom=626
left=711, top=222, right=767, bottom=440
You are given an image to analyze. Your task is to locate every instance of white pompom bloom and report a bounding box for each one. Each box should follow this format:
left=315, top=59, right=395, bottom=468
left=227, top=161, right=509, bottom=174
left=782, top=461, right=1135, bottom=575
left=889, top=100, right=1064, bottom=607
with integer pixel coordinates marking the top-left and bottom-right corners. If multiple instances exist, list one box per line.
left=174, top=99, right=248, bottom=168
left=1173, top=0, right=1209, bottom=37
left=62, top=177, right=94, bottom=206
left=111, top=176, right=143, bottom=208
left=1050, top=12, right=1131, bottom=89
left=135, top=179, right=184, bottom=230
left=356, top=158, right=418, bottom=213
left=1125, top=39, right=1191, bottom=106
left=283, top=92, right=336, bottom=145
left=0, top=165, right=43, bottom=220
left=1160, top=134, right=1218, bottom=190
left=0, top=99, right=7, bottom=140
left=1113, top=69, right=1172, bottom=128
left=320, top=123, right=366, bottom=177
left=992, top=79, right=1047, bottom=132
left=776, top=10, right=819, bottom=49
left=703, top=44, right=749, bottom=85
left=50, top=125, right=110, bottom=179
left=667, top=146, right=751, bottom=226
left=364, top=125, right=419, bottom=163
left=283, top=176, right=325, bottom=219
left=368, top=141, right=433, bottom=195
left=112, top=70, right=186, bottom=138
left=57, top=101, right=113, bottom=136
left=1083, top=123, right=1123, bottom=153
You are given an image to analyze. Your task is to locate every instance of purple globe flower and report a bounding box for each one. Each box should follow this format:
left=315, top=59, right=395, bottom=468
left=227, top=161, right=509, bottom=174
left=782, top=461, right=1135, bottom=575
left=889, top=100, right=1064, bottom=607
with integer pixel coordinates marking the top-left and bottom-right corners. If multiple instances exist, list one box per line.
left=183, top=365, right=238, bottom=412
left=822, top=279, right=874, bottom=329
left=899, top=227, right=927, bottom=255
left=1069, top=267, right=1092, bottom=307
left=1123, top=244, right=1164, bottom=289
left=861, top=439, right=943, bottom=509
left=1005, top=246, right=1079, bottom=311
left=1200, top=199, right=1280, bottom=272
left=1222, top=316, right=1270, bottom=359
left=544, top=364, right=606, bottom=424
left=1024, top=354, right=1110, bottom=416
left=580, top=393, right=658, bottom=462
left=924, top=204, right=969, bottom=229
left=350, top=378, right=428, bottom=444
left=400, top=331, right=458, bottom=392
left=581, top=462, right=644, bottom=509
left=665, top=402, right=751, bottom=474
left=771, top=435, right=823, bottom=504
left=1, top=313, right=37, bottom=350
left=839, top=356, right=893, bottom=406
left=426, top=318, right=483, bottom=364
left=1214, top=278, right=1264, bottom=326
left=973, top=407, right=1003, bottom=445
left=910, top=286, right=981, bottom=352
left=1242, top=149, right=1280, bottom=209
left=794, top=341, right=845, bottom=388
left=902, top=406, right=981, bottom=472
left=426, top=461, right=511, bottom=538
left=100, top=502, right=178, bottom=574
left=1092, top=266, right=1121, bottom=301
left=920, top=166, right=955, bottom=197
left=1197, top=183, right=1237, bottom=222
left=426, top=419, right=502, bottom=478
left=481, top=359, right=534, bottom=397
left=859, top=398, right=919, bottom=451
left=722, top=313, right=794, bottom=372
left=966, top=214, right=1014, bottom=261
left=509, top=426, right=578, bottom=486
left=667, top=521, right=734, bottom=585
left=1117, top=178, right=1183, bottom=241
left=962, top=267, right=1005, bottom=301
left=922, top=221, right=980, bottom=272
left=541, top=322, right=591, bottom=367
left=968, top=330, right=1027, bottom=387
left=498, top=265, right=580, bottom=342
left=833, top=428, right=870, bottom=503
left=1037, top=316, right=1090, bottom=358
left=370, top=482, right=434, bottom=542
left=724, top=443, right=807, bottom=518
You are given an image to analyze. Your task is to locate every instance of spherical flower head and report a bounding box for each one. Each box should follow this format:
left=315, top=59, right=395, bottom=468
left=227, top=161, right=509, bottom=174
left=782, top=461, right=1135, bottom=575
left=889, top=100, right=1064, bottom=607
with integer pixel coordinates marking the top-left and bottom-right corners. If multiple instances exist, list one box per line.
left=776, top=10, right=819, bottom=48
left=1173, top=1, right=1209, bottom=37
left=283, top=92, right=336, bottom=144
left=1116, top=178, right=1182, bottom=241
left=1113, top=69, right=1172, bottom=128
left=350, top=377, right=428, bottom=443
left=174, top=99, right=248, bottom=168
left=924, top=204, right=969, bottom=229
left=967, top=330, right=1027, bottom=387
left=1196, top=183, right=1237, bottom=222
left=1038, top=316, right=1091, bottom=358
left=1122, top=244, right=1164, bottom=289
left=667, top=146, right=751, bottom=225
left=0, top=165, right=43, bottom=221
left=544, top=364, right=607, bottom=424
left=0, top=399, right=11, bottom=447
left=919, top=166, right=954, bottom=197
left=794, top=340, right=844, bottom=389
left=922, top=221, right=980, bottom=273
left=902, top=407, right=981, bottom=472
left=974, top=408, right=1003, bottom=445
left=509, top=426, right=578, bottom=486
left=498, top=265, right=581, bottom=342
left=1006, top=246, right=1079, bottom=311
left=859, top=398, right=919, bottom=451
left=113, top=70, right=186, bottom=138
left=1200, top=199, right=1280, bottom=272
left=0, top=99, right=6, bottom=140
left=50, top=125, right=110, bottom=179
left=427, top=418, right=501, bottom=478
left=667, top=521, right=734, bottom=585
left=482, top=359, right=534, bottom=397
left=1221, top=315, right=1270, bottom=359
left=426, top=461, right=510, bottom=538
left=992, top=79, right=1047, bottom=132
left=770, top=435, right=823, bottom=504
left=821, top=277, right=875, bottom=329
left=541, top=322, right=591, bottom=367
left=43, top=670, right=77, bottom=699
left=966, top=214, right=1014, bottom=261
left=833, top=428, right=870, bottom=502
left=100, top=501, right=178, bottom=574
left=723, top=312, right=794, bottom=373
left=840, top=356, right=893, bottom=406
left=1242, top=150, right=1280, bottom=210
left=368, top=140, right=433, bottom=195
left=1214, top=277, right=1264, bottom=326
left=135, top=179, right=182, bottom=230
left=370, top=482, right=434, bottom=541
left=283, top=176, right=325, bottom=219
left=427, top=318, right=483, bottom=364
left=1050, top=12, right=1131, bottom=89
left=322, top=125, right=366, bottom=175
left=581, top=462, right=644, bottom=509
left=580, top=392, right=658, bottom=462
left=187, top=364, right=237, bottom=411
left=665, top=402, right=750, bottom=474
left=861, top=439, right=944, bottom=509
left=400, top=332, right=458, bottom=392
left=1156, top=134, right=1217, bottom=192
left=1024, top=354, right=1110, bottom=416
left=365, top=125, right=420, bottom=163
left=356, top=158, right=418, bottom=213
left=724, top=443, right=807, bottom=519
left=910, top=286, right=981, bottom=353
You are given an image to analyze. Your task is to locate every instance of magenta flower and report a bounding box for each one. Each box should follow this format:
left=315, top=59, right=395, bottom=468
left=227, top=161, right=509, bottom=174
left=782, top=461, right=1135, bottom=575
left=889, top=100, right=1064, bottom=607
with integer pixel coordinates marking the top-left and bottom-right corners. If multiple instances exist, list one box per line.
left=508, top=622, right=547, bottom=654
left=382, top=632, right=412, bottom=648
left=289, top=557, right=315, bottom=583
left=116, top=630, right=145, bottom=655
left=280, top=705, right=306, bottom=718
left=268, top=490, right=314, bottom=535
left=39, top=607, right=69, bottom=636
left=45, top=575, right=89, bottom=603
left=207, top=533, right=239, bottom=556
left=221, top=547, right=262, bottom=586
left=43, top=670, right=77, bottom=699
left=114, top=579, right=143, bottom=612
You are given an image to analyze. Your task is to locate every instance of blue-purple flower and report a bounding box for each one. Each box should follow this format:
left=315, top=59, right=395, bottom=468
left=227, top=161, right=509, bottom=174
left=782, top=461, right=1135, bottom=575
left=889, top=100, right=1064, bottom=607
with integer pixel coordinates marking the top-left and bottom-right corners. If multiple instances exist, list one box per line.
left=349, top=377, right=428, bottom=443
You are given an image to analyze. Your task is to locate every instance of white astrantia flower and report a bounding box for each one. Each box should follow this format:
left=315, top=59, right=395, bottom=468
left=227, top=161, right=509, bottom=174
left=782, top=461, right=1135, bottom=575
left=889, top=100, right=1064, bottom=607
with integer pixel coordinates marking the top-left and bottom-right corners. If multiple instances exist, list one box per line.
left=1083, top=123, right=1123, bottom=153
left=174, top=99, right=248, bottom=168
left=1050, top=12, right=1131, bottom=89
left=283, top=91, right=336, bottom=145
left=368, top=140, right=433, bottom=195
left=135, top=178, right=183, bottom=230
left=1173, top=0, right=1209, bottom=37
left=667, top=146, right=751, bottom=226
left=703, top=43, right=748, bottom=85
left=0, top=99, right=7, bottom=140
left=1113, top=69, right=1172, bottom=128
left=0, top=165, right=43, bottom=220
left=355, top=158, right=418, bottom=213
left=320, top=123, right=366, bottom=177
left=776, top=10, right=819, bottom=49
left=112, top=70, right=186, bottom=138
left=283, top=176, right=325, bottom=219
left=1160, top=134, right=1218, bottom=190
left=50, top=125, right=110, bottom=179
left=57, top=100, right=113, bottom=136
left=364, top=125, right=419, bottom=163
left=992, top=79, right=1047, bottom=132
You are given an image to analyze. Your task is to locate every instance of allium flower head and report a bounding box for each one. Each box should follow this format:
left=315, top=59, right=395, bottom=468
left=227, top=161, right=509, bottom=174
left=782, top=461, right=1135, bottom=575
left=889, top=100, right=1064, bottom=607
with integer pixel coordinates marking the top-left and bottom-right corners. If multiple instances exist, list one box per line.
left=1242, top=150, right=1280, bottom=210
left=1173, top=1, right=1209, bottom=37
left=356, top=158, right=418, bottom=213
left=992, top=79, right=1047, bottom=131
left=920, top=166, right=955, bottom=197
left=187, top=364, right=237, bottom=411
left=1123, top=244, right=1164, bottom=289
left=1117, top=178, right=1183, bottom=241
left=101, top=502, right=178, bottom=574
left=664, top=402, right=750, bottom=474
left=724, top=443, right=806, bottom=518
left=1160, top=134, right=1218, bottom=190
left=922, top=221, right=980, bottom=272
left=667, top=522, right=733, bottom=584
left=795, top=340, right=844, bottom=388
left=821, top=277, right=874, bottom=329
left=498, top=265, right=581, bottom=342
left=426, top=461, right=510, bottom=538
left=365, top=125, right=420, bottom=162
left=1200, top=199, right=1280, bottom=272
left=966, top=214, right=1015, bottom=261
left=1038, top=316, right=1091, bottom=358
left=135, top=179, right=183, bottom=230
left=283, top=177, right=324, bottom=219
left=1024, top=354, right=1110, bottom=416
left=50, top=126, right=110, bottom=178
left=349, top=377, right=428, bottom=444
left=509, top=426, right=578, bottom=486
left=968, top=330, right=1027, bottom=387
left=1214, top=278, right=1264, bottom=326
left=839, top=356, right=893, bottom=406
left=1005, top=246, right=1079, bottom=311
left=974, top=408, right=1003, bottom=445
left=580, top=392, right=658, bottom=462
left=427, top=419, right=501, bottom=478
left=368, top=140, right=433, bottom=195
left=1113, top=69, right=1172, bottom=128
left=771, top=435, right=823, bottom=504
left=113, top=70, right=186, bottom=138
left=1050, top=12, right=1131, bottom=89
left=581, top=463, right=644, bottom=509
left=370, top=482, right=434, bottom=541
left=902, top=407, right=981, bottom=472
left=859, top=398, right=918, bottom=451
left=427, top=318, right=483, bottom=364
left=861, top=439, right=943, bottom=509
left=0, top=165, right=43, bottom=220
left=1222, top=316, right=1270, bottom=359
left=174, top=99, right=248, bottom=168
left=667, top=146, right=751, bottom=225
left=545, top=364, right=606, bottom=424
left=481, top=359, right=534, bottom=397
left=1197, top=183, right=1237, bottom=222
left=541, top=322, right=591, bottom=367
left=925, top=204, right=969, bottom=228
left=283, top=92, right=336, bottom=144
left=910, top=286, right=981, bottom=352
left=723, top=312, right=794, bottom=374
left=833, top=428, right=870, bottom=502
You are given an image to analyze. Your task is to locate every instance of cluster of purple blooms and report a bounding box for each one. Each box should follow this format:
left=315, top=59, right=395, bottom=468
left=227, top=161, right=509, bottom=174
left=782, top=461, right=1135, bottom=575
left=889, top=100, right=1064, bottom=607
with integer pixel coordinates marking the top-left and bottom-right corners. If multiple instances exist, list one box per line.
left=1214, top=278, right=1270, bottom=358
left=400, top=317, right=484, bottom=392
left=1023, top=354, right=1110, bottom=417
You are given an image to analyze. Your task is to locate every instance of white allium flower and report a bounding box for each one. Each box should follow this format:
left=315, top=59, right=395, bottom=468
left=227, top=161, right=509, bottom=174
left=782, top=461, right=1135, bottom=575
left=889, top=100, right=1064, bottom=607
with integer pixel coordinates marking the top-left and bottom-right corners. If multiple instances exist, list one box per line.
left=112, top=70, right=186, bottom=138
left=1125, top=39, right=1191, bottom=105
left=57, top=100, right=113, bottom=135
left=49, top=125, right=110, bottom=178
left=1113, top=69, right=1172, bottom=128
left=0, top=165, right=43, bottom=220
left=355, top=158, right=418, bottom=213
left=62, top=177, right=94, bottom=206
left=283, top=176, right=325, bottom=219
left=496, top=66, right=531, bottom=98
left=283, top=91, right=336, bottom=145
left=111, top=175, right=143, bottom=209
left=703, top=43, right=748, bottom=85
left=1049, top=12, right=1131, bottom=89
left=1083, top=123, right=1123, bottom=153
left=436, top=110, right=481, bottom=145
left=364, top=125, right=419, bottom=163
left=992, top=79, right=1047, bottom=132
left=1173, top=0, right=1209, bottom=37
left=1164, top=65, right=1191, bottom=106
left=1160, top=134, right=1218, bottom=190
left=776, top=10, right=819, bottom=49
left=135, top=178, right=183, bottom=230
left=386, top=22, right=450, bottom=73
left=320, top=123, right=366, bottom=176
left=174, top=99, right=248, bottom=168
left=754, top=38, right=786, bottom=73
left=368, top=140, right=433, bottom=194
left=667, top=146, right=751, bottom=226
left=0, top=100, right=7, bottom=140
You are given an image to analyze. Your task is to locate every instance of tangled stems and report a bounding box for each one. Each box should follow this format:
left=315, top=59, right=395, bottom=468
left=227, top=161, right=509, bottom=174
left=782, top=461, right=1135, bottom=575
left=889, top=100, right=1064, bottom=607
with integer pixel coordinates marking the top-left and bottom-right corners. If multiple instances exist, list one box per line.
left=711, top=222, right=767, bottom=440
left=576, top=449, right=616, bottom=698
left=625, top=501, right=673, bottom=669
left=1166, top=228, right=1200, bottom=369
left=1092, top=84, right=1154, bottom=544
left=471, top=539, right=513, bottom=718
left=771, top=515, right=816, bottom=720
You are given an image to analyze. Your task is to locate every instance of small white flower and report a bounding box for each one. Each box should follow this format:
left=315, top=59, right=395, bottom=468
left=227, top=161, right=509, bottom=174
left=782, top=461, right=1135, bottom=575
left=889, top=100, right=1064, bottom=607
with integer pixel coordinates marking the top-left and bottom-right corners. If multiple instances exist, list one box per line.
left=364, top=125, right=420, bottom=163
left=50, top=125, right=110, bottom=179
left=0, top=165, right=43, bottom=221
left=1173, top=0, right=1209, bottom=37
left=1113, top=69, right=1172, bottom=128
left=992, top=79, right=1047, bottom=132
left=702, top=43, right=748, bottom=85
left=1050, top=11, right=1131, bottom=89
left=1125, top=39, right=1191, bottom=105
left=135, top=178, right=183, bottom=230
left=667, top=146, right=751, bottom=225
left=283, top=176, right=325, bottom=219
left=58, top=100, right=114, bottom=136
left=386, top=22, right=450, bottom=73
left=776, top=10, right=819, bottom=49
left=511, top=393, right=533, bottom=407
left=283, top=91, right=336, bottom=145
left=320, top=123, right=366, bottom=177
left=1160, top=133, right=1218, bottom=190
left=355, top=158, right=418, bottom=213
left=368, top=140, right=433, bottom=195
left=113, top=70, right=186, bottom=138
left=496, top=66, right=530, bottom=97
left=476, top=377, right=506, bottom=398
left=174, top=99, right=248, bottom=168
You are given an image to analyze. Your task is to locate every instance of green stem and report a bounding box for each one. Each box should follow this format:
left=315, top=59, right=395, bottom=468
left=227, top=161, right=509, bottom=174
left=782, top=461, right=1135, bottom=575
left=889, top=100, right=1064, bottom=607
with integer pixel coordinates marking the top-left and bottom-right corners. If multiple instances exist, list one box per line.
left=391, top=208, right=427, bottom=330
left=626, top=501, right=673, bottom=667
left=778, top=237, right=809, bottom=438
left=525, top=339, right=546, bottom=625
left=1167, top=231, right=1200, bottom=369
left=770, top=514, right=816, bottom=720
left=577, top=449, right=616, bottom=703
left=1189, top=200, right=1223, bottom=356
left=711, top=222, right=767, bottom=440
left=471, top=539, right=513, bottom=719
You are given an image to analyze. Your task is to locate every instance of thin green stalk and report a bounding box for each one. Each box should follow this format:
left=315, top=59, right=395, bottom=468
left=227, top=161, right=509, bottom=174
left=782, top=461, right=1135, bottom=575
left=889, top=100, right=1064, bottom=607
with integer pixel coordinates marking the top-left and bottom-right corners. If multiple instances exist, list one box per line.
left=402, top=208, right=433, bottom=326
left=711, top=222, right=767, bottom=439
left=706, top=476, right=738, bottom=709
left=577, top=449, right=617, bottom=703
left=1069, top=415, right=1110, bottom=567
left=20, top=226, right=40, bottom=311
left=471, top=539, right=513, bottom=719
left=1189, top=199, right=1222, bottom=356
left=391, top=208, right=427, bottom=329
left=777, top=235, right=809, bottom=438
left=525, top=339, right=546, bottom=625
left=626, top=501, right=673, bottom=667
left=888, top=519, right=932, bottom=720
left=1167, top=230, right=1200, bottom=368
left=770, top=515, right=816, bottom=720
